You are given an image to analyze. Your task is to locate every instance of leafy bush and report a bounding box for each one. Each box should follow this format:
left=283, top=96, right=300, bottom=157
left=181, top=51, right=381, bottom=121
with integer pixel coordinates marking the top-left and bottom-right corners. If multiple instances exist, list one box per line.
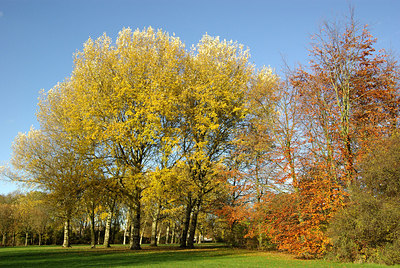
left=328, top=189, right=400, bottom=264
left=327, top=134, right=400, bottom=265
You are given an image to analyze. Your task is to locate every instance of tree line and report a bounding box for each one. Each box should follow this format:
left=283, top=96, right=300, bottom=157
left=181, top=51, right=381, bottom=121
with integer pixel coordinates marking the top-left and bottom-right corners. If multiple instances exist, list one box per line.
left=3, top=15, right=400, bottom=265
left=0, top=190, right=223, bottom=247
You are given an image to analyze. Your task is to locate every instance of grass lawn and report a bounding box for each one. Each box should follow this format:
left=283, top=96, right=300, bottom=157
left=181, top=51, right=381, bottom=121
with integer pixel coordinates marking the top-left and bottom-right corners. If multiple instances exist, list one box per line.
left=0, top=244, right=396, bottom=267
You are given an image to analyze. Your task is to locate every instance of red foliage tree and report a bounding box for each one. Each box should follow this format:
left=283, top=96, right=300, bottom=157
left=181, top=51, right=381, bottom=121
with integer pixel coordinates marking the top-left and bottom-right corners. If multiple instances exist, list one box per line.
left=267, top=17, right=399, bottom=257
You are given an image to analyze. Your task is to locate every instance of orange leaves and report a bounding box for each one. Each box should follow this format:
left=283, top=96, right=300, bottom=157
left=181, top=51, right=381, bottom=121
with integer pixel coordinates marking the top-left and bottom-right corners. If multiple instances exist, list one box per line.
left=263, top=167, right=346, bottom=257
left=258, top=18, right=400, bottom=258
left=216, top=203, right=250, bottom=227
left=292, top=18, right=400, bottom=187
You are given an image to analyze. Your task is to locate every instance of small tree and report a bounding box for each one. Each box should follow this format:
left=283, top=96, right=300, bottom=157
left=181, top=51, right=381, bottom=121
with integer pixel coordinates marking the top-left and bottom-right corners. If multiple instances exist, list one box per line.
left=278, top=14, right=400, bottom=257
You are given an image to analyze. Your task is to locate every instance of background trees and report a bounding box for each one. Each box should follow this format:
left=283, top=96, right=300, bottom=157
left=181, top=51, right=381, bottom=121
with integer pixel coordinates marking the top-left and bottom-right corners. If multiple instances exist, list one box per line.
left=0, top=202, right=14, bottom=246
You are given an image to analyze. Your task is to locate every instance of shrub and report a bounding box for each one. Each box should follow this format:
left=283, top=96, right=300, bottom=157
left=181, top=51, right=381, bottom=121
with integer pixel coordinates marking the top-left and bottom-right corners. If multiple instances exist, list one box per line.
left=327, top=134, right=400, bottom=265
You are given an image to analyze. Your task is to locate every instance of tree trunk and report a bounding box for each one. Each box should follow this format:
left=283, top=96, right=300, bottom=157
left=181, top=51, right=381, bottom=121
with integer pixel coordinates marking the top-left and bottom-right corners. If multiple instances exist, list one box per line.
left=165, top=224, right=170, bottom=244
left=140, top=229, right=144, bottom=245
left=2, top=233, right=6, bottom=247
left=111, top=216, right=117, bottom=244
left=129, top=224, right=134, bottom=249
left=157, top=226, right=162, bottom=244
left=187, top=198, right=201, bottom=249
left=129, top=195, right=141, bottom=250
left=123, top=228, right=127, bottom=245
left=38, top=233, right=42, bottom=246
left=150, top=215, right=158, bottom=246
left=180, top=196, right=192, bottom=248
left=62, top=219, right=70, bottom=247
left=258, top=225, right=263, bottom=249
left=79, top=221, right=83, bottom=238
left=25, top=232, right=28, bottom=246
left=103, top=212, right=113, bottom=247
left=171, top=223, right=175, bottom=244
left=150, top=204, right=161, bottom=246
left=90, top=207, right=96, bottom=248
left=97, top=224, right=101, bottom=245
left=123, top=210, right=130, bottom=245
left=139, top=216, right=147, bottom=245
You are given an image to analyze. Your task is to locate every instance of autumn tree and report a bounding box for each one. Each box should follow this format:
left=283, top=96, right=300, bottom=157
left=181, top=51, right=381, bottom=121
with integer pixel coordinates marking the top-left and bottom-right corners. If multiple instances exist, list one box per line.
left=11, top=125, right=89, bottom=248
left=293, top=16, right=399, bottom=185
left=67, top=27, right=187, bottom=250
left=176, top=35, right=255, bottom=248
left=275, top=15, right=400, bottom=257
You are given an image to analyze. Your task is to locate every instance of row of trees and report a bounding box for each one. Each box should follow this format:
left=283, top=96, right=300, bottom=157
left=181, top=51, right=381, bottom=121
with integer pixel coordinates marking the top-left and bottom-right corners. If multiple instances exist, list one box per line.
left=4, top=15, right=400, bottom=264
left=0, top=191, right=53, bottom=247
left=0, top=191, right=224, bottom=247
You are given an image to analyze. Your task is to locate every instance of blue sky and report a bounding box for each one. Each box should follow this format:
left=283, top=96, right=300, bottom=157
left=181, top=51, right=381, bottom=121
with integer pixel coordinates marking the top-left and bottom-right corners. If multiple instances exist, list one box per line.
left=1, top=0, right=399, bottom=194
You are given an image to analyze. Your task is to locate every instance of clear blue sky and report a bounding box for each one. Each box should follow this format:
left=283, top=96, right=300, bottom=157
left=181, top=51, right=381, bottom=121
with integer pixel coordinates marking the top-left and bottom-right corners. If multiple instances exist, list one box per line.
left=1, top=0, right=399, bottom=194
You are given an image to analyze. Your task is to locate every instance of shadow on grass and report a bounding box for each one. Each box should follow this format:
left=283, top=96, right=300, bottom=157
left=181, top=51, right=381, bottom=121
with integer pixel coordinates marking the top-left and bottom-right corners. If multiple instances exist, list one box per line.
left=0, top=244, right=236, bottom=267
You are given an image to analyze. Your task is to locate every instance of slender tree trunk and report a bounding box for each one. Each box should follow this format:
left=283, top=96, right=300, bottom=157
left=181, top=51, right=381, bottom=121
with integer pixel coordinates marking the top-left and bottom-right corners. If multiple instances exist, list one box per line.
left=344, top=133, right=354, bottom=185
left=230, top=221, right=237, bottom=246
left=38, top=233, right=42, bottom=246
left=140, top=229, right=144, bottom=245
left=129, top=223, right=134, bottom=249
left=90, top=207, right=96, bottom=248
left=171, top=223, right=175, bottom=244
left=123, top=228, right=127, bottom=245
left=139, top=217, right=147, bottom=245
left=157, top=226, right=162, bottom=244
left=25, top=232, right=28, bottom=246
left=79, top=221, right=83, bottom=238
left=103, top=212, right=113, bottom=247
left=129, top=194, right=141, bottom=250
left=187, top=198, right=201, bottom=249
left=258, top=225, right=263, bottom=249
left=62, top=219, right=70, bottom=247
left=2, top=233, right=6, bottom=247
left=165, top=224, right=170, bottom=245
left=97, top=224, right=101, bottom=245
left=12, top=232, right=15, bottom=247
left=111, top=216, right=117, bottom=244
left=180, top=196, right=193, bottom=248
left=123, top=210, right=131, bottom=245
left=150, top=216, right=158, bottom=246
left=150, top=204, right=161, bottom=246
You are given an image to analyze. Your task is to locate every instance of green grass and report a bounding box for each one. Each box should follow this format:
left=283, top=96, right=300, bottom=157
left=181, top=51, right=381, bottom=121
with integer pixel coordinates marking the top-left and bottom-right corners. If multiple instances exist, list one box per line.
left=0, top=244, right=396, bottom=267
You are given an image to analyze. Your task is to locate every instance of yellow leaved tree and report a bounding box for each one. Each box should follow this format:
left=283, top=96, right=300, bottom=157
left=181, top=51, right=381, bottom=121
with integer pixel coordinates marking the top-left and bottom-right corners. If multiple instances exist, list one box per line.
left=177, top=35, right=254, bottom=248
left=68, top=27, right=187, bottom=249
